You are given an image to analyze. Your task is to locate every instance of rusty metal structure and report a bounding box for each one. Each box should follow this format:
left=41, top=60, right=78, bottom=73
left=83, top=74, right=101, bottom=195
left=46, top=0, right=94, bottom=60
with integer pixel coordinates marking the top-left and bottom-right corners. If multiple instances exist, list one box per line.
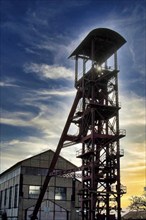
left=31, top=28, right=126, bottom=220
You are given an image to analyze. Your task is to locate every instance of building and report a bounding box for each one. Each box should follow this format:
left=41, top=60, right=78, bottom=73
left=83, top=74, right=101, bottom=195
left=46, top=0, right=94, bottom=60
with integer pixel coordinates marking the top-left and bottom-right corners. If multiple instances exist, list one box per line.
left=0, top=150, right=81, bottom=220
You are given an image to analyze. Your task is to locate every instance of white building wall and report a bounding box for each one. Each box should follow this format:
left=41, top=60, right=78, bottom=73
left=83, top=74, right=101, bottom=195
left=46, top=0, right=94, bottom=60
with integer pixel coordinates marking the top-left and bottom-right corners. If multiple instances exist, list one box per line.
left=0, top=167, right=20, bottom=219
left=0, top=150, right=81, bottom=220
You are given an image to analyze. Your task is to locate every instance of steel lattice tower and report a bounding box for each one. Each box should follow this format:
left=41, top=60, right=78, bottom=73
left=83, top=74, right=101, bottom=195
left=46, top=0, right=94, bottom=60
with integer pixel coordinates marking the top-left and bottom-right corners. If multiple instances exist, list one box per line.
left=31, top=28, right=126, bottom=220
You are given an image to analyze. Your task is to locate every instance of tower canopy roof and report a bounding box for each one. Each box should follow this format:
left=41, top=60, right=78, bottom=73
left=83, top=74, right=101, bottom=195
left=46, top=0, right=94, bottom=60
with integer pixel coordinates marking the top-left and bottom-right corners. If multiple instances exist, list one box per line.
left=69, top=28, right=126, bottom=65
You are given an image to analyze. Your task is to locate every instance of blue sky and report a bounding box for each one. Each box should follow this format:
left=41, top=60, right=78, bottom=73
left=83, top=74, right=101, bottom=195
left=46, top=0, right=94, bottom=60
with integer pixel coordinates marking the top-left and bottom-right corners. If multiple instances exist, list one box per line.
left=0, top=0, right=146, bottom=207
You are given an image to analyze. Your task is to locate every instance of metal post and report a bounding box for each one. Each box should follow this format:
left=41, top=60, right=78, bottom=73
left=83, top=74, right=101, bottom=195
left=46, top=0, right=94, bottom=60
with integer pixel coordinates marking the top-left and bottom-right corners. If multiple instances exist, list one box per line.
left=53, top=176, right=56, bottom=220
left=114, top=52, right=118, bottom=71
left=71, top=174, right=76, bottom=220
left=75, top=55, right=78, bottom=88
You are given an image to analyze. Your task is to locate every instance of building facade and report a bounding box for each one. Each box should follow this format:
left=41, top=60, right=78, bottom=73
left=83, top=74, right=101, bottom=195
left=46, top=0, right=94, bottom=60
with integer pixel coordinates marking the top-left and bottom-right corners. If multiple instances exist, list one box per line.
left=0, top=150, right=81, bottom=220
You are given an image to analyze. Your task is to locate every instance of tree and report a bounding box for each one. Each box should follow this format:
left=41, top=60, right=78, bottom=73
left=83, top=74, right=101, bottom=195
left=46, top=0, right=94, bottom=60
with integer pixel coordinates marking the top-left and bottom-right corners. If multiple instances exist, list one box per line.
left=129, top=195, right=146, bottom=211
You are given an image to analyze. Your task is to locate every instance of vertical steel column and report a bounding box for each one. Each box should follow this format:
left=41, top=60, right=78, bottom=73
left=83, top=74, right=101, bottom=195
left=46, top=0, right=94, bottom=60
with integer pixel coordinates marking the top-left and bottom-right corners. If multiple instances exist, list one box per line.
left=91, top=39, right=96, bottom=220
left=114, top=51, right=118, bottom=71
left=105, top=81, right=110, bottom=220
left=115, top=51, right=121, bottom=220
left=75, top=55, right=78, bottom=88
left=82, top=57, right=86, bottom=220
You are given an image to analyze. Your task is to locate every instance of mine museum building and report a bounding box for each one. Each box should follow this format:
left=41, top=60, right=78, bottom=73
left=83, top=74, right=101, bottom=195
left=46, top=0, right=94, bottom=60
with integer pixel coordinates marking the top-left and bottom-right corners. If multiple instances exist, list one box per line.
left=0, top=150, right=81, bottom=220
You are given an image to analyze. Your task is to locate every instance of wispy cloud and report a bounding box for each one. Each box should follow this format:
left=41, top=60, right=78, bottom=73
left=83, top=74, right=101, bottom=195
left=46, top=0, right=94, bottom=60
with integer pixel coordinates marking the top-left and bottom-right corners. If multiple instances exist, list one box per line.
left=36, top=88, right=75, bottom=97
left=120, top=91, right=145, bottom=171
left=0, top=78, right=20, bottom=87
left=82, top=1, right=146, bottom=79
left=0, top=137, right=54, bottom=173
left=0, top=75, right=78, bottom=173
left=23, top=63, right=74, bottom=80
left=120, top=92, right=145, bottom=129
left=1, top=85, right=75, bottom=142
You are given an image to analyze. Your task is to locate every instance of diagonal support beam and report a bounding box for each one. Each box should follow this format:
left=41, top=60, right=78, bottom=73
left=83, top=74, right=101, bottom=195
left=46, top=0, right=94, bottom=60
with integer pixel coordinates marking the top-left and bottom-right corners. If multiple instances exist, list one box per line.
left=30, top=90, right=81, bottom=220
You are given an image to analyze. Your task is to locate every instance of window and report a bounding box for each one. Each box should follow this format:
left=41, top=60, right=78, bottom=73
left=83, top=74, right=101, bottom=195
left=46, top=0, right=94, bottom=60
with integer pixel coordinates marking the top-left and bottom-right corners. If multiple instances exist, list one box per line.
left=22, top=166, right=48, bottom=176
left=55, top=187, right=66, bottom=200
left=4, top=188, right=7, bottom=206
left=9, top=187, right=12, bottom=209
left=29, top=185, right=40, bottom=198
left=14, top=184, right=18, bottom=208
left=0, top=191, right=2, bottom=209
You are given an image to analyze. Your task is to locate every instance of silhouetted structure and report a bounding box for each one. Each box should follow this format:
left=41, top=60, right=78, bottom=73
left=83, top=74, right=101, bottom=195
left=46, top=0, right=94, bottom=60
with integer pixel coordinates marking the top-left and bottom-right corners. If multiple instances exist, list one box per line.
left=31, top=28, right=126, bottom=220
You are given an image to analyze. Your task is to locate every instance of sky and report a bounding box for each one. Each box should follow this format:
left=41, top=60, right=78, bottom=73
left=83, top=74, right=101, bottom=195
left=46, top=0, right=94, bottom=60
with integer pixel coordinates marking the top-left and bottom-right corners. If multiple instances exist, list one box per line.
left=0, top=0, right=146, bottom=209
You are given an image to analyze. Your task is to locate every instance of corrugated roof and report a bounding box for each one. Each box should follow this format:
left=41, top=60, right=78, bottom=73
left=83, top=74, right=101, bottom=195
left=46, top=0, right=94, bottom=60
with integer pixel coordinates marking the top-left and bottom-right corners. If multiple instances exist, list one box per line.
left=0, top=149, right=78, bottom=177
left=69, top=28, right=126, bottom=65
